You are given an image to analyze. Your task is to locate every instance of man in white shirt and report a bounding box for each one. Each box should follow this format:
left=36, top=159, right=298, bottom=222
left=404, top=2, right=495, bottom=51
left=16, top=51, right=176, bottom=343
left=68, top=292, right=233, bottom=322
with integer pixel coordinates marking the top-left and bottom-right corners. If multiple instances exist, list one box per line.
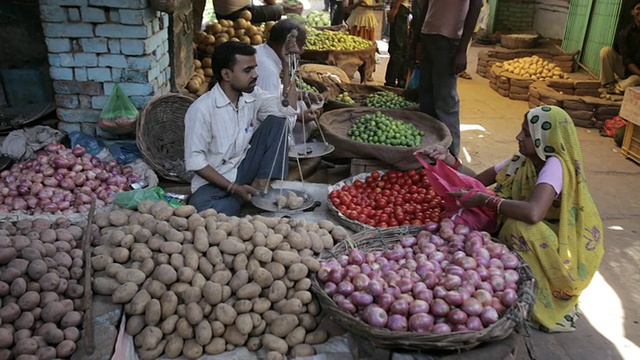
left=255, top=19, right=322, bottom=142
left=184, top=41, right=300, bottom=215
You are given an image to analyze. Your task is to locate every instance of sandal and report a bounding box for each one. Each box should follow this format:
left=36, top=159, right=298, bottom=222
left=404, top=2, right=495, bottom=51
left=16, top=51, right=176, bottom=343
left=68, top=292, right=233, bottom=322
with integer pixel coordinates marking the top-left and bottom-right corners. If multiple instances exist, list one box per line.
left=458, top=71, right=472, bottom=80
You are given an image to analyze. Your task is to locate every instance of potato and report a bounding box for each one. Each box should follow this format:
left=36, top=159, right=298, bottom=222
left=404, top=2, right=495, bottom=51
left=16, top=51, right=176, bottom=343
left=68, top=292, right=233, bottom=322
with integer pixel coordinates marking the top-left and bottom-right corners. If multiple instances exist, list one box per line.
left=210, top=269, right=232, bottom=286
left=177, top=267, right=195, bottom=283
left=144, top=299, right=162, bottom=326
left=304, top=328, right=328, bottom=344
left=286, top=326, right=306, bottom=347
left=20, top=247, right=41, bottom=262
left=233, top=299, right=252, bottom=314
left=233, top=253, right=248, bottom=272
left=210, top=320, right=225, bottom=337
left=170, top=283, right=190, bottom=298
left=251, top=268, right=274, bottom=289
left=14, top=312, right=35, bottom=330
left=167, top=216, right=188, bottom=232
left=164, top=335, right=184, bottom=358
left=13, top=337, right=38, bottom=355
left=214, top=303, right=237, bottom=326
left=236, top=222, right=254, bottom=241
left=236, top=282, right=261, bottom=300
left=36, top=322, right=63, bottom=345
left=262, top=333, right=288, bottom=354
left=267, top=280, right=287, bottom=303
left=40, top=301, right=65, bottom=323
left=281, top=298, right=304, bottom=315
left=92, top=277, right=120, bottom=296
left=202, top=282, right=222, bottom=305
left=307, top=298, right=320, bottom=316
left=60, top=311, right=82, bottom=328
left=176, top=317, right=194, bottom=339
left=291, top=343, right=315, bottom=357
left=186, top=303, right=204, bottom=325
left=17, top=291, right=40, bottom=311
left=182, top=286, right=202, bottom=304
left=204, top=337, right=226, bottom=355
left=234, top=313, right=253, bottom=335
left=0, top=247, right=17, bottom=266
left=152, top=264, right=178, bottom=285
left=222, top=324, right=247, bottom=346
left=219, top=239, right=245, bottom=255
left=63, top=327, right=80, bottom=342
left=270, top=314, right=299, bottom=337
left=112, top=282, right=139, bottom=304
left=320, top=235, right=334, bottom=249
left=10, top=278, right=27, bottom=298
left=194, top=320, right=213, bottom=346
left=174, top=204, right=197, bottom=218
left=287, top=263, right=309, bottom=281
left=115, top=268, right=146, bottom=286
left=331, top=226, right=348, bottom=241
left=273, top=250, right=300, bottom=267
left=139, top=339, right=167, bottom=360
left=264, top=262, right=285, bottom=280
left=35, top=346, right=57, bottom=360
left=169, top=254, right=185, bottom=270
left=160, top=314, right=180, bottom=335
left=126, top=315, right=146, bottom=336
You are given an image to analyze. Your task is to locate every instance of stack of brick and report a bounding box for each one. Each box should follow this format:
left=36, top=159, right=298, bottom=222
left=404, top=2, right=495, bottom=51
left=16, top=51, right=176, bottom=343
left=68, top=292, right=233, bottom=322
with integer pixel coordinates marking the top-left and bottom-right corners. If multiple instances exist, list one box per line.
left=488, top=64, right=535, bottom=101
left=477, top=49, right=576, bottom=79
left=40, top=0, right=171, bottom=137
left=493, top=0, right=535, bottom=32
left=529, top=81, right=621, bottom=129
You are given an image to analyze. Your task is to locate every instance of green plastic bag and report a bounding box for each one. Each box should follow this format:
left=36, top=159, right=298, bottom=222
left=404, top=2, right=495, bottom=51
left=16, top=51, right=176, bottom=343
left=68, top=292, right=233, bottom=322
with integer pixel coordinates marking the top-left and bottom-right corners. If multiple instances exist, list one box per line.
left=98, top=84, right=139, bottom=134
left=114, top=187, right=184, bottom=210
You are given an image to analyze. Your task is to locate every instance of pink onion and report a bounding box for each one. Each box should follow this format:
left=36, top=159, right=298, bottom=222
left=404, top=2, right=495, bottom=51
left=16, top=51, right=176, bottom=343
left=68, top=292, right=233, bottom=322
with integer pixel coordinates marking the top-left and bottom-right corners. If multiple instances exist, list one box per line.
left=376, top=293, right=395, bottom=311
left=337, top=281, right=355, bottom=296
left=500, top=253, right=520, bottom=269
left=501, top=288, right=518, bottom=307
left=323, top=282, right=337, bottom=296
left=362, top=304, right=388, bottom=328
left=461, top=297, right=483, bottom=316
left=366, top=279, right=384, bottom=297
left=447, top=308, right=468, bottom=325
left=466, top=316, right=484, bottom=331
left=444, top=290, right=464, bottom=307
left=348, top=248, right=365, bottom=265
left=337, top=299, right=357, bottom=314
left=387, top=314, right=408, bottom=331
left=432, top=323, right=452, bottom=334
left=480, top=306, right=499, bottom=326
left=430, top=298, right=450, bottom=317
left=351, top=291, right=374, bottom=307
left=408, top=313, right=434, bottom=332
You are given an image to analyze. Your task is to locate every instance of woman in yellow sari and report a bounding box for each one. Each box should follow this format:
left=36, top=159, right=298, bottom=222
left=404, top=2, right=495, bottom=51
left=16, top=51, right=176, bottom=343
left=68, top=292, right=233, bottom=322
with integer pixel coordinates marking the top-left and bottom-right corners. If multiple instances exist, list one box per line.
left=416, top=106, right=604, bottom=332
left=345, top=0, right=382, bottom=42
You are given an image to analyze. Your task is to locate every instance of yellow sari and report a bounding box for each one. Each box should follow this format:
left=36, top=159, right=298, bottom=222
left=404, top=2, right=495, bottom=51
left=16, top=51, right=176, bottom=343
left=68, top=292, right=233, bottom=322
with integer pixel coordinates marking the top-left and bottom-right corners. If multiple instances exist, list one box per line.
left=495, top=106, right=604, bottom=332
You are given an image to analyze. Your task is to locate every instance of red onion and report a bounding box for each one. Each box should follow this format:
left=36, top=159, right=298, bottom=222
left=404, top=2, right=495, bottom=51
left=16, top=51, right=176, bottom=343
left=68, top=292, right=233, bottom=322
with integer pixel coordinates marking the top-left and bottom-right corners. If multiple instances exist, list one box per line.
left=362, top=305, right=388, bottom=328
left=500, top=253, right=520, bottom=269
left=407, top=299, right=429, bottom=315
left=376, top=293, right=395, bottom=311
left=432, top=323, right=452, bottom=334
left=501, top=288, right=518, bottom=307
left=489, top=276, right=505, bottom=292
left=454, top=224, right=471, bottom=236
left=430, top=298, right=450, bottom=317
left=447, top=308, right=468, bottom=325
left=504, top=269, right=520, bottom=284
left=480, top=306, right=499, bottom=326
left=58, top=201, right=71, bottom=211
left=351, top=291, right=374, bottom=307
left=390, top=300, right=409, bottom=316
left=337, top=299, right=357, bottom=314
left=397, top=278, right=413, bottom=294
left=461, top=297, right=483, bottom=316
left=409, top=313, right=434, bottom=332
left=323, top=282, right=337, bottom=296
left=12, top=198, right=28, bottom=211
left=337, top=281, right=355, bottom=296
left=366, top=279, right=384, bottom=297
left=328, top=268, right=344, bottom=284
left=352, top=273, right=370, bottom=292
left=466, top=316, right=484, bottom=331
left=317, top=267, right=331, bottom=283
left=387, top=314, right=408, bottom=331
left=348, top=249, right=365, bottom=265
left=384, top=248, right=405, bottom=261
left=344, top=264, right=361, bottom=279
left=400, top=235, right=417, bottom=247
left=488, top=258, right=505, bottom=270
left=72, top=145, right=86, bottom=157
left=444, top=290, right=464, bottom=307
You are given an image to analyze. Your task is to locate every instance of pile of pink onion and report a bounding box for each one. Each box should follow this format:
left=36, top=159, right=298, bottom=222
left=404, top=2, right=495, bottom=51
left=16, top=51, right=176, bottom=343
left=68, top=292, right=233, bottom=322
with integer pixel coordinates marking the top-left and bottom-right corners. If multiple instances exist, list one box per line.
left=317, top=219, right=521, bottom=333
left=0, top=142, right=141, bottom=215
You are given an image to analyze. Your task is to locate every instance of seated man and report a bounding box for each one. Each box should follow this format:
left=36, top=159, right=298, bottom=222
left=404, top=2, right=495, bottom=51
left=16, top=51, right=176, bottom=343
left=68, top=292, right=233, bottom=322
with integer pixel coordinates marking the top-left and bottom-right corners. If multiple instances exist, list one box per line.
left=213, top=0, right=283, bottom=23
left=600, top=0, right=640, bottom=93
left=184, top=41, right=300, bottom=216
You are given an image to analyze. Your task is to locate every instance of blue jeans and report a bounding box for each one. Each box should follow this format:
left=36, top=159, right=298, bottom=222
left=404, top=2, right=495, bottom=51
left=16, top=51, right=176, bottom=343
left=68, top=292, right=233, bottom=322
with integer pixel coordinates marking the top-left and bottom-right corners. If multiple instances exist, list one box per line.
left=188, top=116, right=289, bottom=216
left=419, top=34, right=461, bottom=157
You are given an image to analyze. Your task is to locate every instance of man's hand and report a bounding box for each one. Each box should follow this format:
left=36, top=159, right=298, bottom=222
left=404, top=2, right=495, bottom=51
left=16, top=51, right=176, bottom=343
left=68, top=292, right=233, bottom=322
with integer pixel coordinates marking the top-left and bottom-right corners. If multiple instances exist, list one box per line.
left=452, top=48, right=468, bottom=76
left=282, top=30, right=301, bottom=58
left=232, top=184, right=259, bottom=202
left=387, top=8, right=398, bottom=23
left=297, top=109, right=319, bottom=123
left=302, top=91, right=325, bottom=109
left=414, top=145, right=448, bottom=163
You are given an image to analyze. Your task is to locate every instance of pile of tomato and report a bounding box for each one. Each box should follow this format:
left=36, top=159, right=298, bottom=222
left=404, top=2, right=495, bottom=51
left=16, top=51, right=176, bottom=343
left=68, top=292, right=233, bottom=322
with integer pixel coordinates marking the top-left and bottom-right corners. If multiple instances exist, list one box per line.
left=329, top=169, right=446, bottom=228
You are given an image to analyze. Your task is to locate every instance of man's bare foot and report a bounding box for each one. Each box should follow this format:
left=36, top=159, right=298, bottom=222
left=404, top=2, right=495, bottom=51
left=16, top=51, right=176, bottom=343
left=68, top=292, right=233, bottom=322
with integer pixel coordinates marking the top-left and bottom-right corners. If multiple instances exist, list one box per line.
left=251, top=178, right=270, bottom=193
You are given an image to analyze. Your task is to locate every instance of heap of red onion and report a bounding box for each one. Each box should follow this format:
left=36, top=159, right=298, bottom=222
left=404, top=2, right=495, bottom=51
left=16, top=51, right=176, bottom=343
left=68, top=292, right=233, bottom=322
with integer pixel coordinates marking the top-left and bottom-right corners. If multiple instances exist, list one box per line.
left=317, top=218, right=521, bottom=333
left=0, top=142, right=142, bottom=215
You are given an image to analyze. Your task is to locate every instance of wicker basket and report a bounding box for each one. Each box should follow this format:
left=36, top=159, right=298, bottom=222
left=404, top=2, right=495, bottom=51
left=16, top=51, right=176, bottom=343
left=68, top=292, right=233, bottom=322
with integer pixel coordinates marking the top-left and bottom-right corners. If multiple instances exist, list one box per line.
left=325, top=84, right=417, bottom=112
left=326, top=170, right=386, bottom=232
left=500, top=33, right=539, bottom=49
left=137, top=93, right=195, bottom=183
left=311, top=226, right=536, bottom=351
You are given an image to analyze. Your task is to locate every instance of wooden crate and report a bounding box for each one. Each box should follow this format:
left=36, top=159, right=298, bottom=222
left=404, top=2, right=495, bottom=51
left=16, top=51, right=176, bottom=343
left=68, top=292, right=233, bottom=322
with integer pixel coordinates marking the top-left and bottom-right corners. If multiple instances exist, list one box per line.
left=621, top=122, right=640, bottom=164
left=350, top=158, right=393, bottom=176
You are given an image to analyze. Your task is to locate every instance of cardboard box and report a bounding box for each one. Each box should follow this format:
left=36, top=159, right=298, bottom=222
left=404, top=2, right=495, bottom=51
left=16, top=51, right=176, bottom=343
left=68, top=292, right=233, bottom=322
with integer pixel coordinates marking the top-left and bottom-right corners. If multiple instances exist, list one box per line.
left=620, top=86, right=640, bottom=125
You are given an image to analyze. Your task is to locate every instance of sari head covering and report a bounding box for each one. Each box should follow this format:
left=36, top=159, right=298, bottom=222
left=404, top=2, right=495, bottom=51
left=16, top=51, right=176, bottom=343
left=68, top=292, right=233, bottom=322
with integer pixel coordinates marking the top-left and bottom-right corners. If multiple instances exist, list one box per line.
left=495, top=106, right=604, bottom=332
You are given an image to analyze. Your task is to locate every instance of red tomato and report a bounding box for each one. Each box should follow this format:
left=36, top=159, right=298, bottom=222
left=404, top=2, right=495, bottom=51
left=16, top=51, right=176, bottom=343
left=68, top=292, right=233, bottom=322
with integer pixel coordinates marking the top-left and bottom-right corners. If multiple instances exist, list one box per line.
left=338, top=205, right=347, bottom=213
left=331, top=198, right=341, bottom=207
left=371, top=171, right=380, bottom=180
left=408, top=185, right=418, bottom=194
left=375, top=198, right=388, bottom=210
left=407, top=169, right=417, bottom=177
left=410, top=219, right=422, bottom=225
left=357, top=214, right=368, bottom=223
left=395, top=212, right=406, bottom=223
left=381, top=189, right=391, bottom=197
left=379, top=222, right=388, bottom=228
left=389, top=219, right=399, bottom=227
left=393, top=198, right=403, bottom=207
left=379, top=214, right=390, bottom=223
left=353, top=179, right=364, bottom=188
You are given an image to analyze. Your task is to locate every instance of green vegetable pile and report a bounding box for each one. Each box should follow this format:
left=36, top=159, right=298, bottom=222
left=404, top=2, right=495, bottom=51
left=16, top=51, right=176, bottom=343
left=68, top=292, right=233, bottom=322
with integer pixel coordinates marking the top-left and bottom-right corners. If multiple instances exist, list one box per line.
left=364, top=91, right=416, bottom=109
left=296, top=78, right=318, bottom=93
left=347, top=112, right=425, bottom=147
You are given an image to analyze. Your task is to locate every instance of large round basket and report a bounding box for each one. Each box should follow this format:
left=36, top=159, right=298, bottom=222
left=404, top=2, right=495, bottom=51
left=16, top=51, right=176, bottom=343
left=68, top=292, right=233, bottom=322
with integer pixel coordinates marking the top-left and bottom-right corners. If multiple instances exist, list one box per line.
left=500, top=33, right=539, bottom=49
left=326, top=170, right=385, bottom=232
left=311, top=226, right=536, bottom=351
left=318, top=107, right=451, bottom=170
left=324, top=83, right=417, bottom=111
left=137, top=93, right=195, bottom=183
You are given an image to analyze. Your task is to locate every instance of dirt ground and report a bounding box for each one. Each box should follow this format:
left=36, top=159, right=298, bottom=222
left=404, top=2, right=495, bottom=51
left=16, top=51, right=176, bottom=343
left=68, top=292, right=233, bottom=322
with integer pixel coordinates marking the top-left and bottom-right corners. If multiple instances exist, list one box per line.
left=298, top=13, right=640, bottom=356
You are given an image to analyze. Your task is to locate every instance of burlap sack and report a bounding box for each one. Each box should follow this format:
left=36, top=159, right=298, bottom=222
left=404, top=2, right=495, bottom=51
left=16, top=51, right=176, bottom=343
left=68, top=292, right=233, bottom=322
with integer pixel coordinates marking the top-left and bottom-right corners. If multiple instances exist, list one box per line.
left=299, top=64, right=351, bottom=85
left=300, top=76, right=340, bottom=102
left=319, top=108, right=452, bottom=170
left=301, top=45, right=377, bottom=82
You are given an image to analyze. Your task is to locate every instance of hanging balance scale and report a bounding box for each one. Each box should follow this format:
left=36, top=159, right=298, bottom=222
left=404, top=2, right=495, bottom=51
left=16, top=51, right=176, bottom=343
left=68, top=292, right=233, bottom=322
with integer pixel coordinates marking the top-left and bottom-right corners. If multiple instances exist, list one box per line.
left=251, top=29, right=327, bottom=213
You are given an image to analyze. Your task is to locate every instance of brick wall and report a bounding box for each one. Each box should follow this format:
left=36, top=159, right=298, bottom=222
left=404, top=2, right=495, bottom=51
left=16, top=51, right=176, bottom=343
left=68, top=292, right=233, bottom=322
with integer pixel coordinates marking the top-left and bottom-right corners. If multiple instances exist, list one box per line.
left=494, top=0, right=536, bottom=33
left=40, top=0, right=171, bottom=137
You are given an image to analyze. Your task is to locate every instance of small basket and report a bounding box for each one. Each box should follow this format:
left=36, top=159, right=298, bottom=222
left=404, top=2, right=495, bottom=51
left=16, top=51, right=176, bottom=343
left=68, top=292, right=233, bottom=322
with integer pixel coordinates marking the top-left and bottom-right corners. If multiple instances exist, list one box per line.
left=500, top=33, right=539, bottom=49
left=137, top=93, right=195, bottom=183
left=311, top=226, right=536, bottom=351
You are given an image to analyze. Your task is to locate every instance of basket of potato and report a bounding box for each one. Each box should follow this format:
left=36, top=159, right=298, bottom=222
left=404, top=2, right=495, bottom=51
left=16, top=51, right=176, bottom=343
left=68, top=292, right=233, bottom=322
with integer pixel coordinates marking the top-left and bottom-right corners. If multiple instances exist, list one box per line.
left=90, top=201, right=351, bottom=359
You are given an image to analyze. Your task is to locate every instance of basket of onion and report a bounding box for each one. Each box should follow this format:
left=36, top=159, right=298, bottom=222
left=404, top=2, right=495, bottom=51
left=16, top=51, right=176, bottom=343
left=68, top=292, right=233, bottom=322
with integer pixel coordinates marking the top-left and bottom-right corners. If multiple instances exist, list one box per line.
left=311, top=220, right=535, bottom=351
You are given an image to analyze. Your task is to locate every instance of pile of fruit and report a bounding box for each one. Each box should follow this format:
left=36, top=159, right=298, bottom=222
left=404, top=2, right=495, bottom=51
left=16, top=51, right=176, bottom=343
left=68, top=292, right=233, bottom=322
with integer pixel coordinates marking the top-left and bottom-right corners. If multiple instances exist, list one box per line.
left=304, top=11, right=330, bottom=27
left=195, top=12, right=269, bottom=56
left=347, top=112, right=424, bottom=147
left=364, top=92, right=417, bottom=109
left=329, top=170, right=445, bottom=227
left=500, top=55, right=568, bottom=80
left=295, top=78, right=318, bottom=93
left=305, top=30, right=373, bottom=51
left=335, top=92, right=356, bottom=104
left=187, top=58, right=212, bottom=94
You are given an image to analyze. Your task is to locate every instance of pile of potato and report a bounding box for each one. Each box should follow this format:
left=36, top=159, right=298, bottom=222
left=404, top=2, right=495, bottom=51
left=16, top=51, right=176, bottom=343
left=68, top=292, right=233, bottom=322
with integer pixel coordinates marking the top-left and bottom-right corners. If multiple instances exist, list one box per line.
left=90, top=201, right=349, bottom=359
left=500, top=55, right=569, bottom=80
left=0, top=217, right=89, bottom=359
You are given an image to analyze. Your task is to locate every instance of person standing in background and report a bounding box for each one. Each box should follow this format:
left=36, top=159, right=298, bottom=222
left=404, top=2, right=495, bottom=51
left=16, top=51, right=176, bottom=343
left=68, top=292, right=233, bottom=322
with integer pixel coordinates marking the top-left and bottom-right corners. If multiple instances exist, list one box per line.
left=212, top=0, right=283, bottom=23
left=345, top=0, right=383, bottom=42
left=384, top=0, right=411, bottom=88
left=410, top=0, right=482, bottom=157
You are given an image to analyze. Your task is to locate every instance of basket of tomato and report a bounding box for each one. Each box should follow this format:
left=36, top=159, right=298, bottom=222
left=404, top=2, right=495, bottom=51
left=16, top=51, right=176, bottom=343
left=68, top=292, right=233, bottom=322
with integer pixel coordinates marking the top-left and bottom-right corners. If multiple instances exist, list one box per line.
left=327, top=169, right=446, bottom=232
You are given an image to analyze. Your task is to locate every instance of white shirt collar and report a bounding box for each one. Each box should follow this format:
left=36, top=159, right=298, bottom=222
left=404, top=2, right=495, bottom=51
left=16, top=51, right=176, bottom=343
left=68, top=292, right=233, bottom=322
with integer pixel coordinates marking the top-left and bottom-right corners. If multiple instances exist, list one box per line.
left=212, top=82, right=257, bottom=109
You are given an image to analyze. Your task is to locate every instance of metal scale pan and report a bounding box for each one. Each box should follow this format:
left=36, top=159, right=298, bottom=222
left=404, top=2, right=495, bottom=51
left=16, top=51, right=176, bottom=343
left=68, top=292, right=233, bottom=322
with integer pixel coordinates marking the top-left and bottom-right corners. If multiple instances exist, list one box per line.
left=288, top=142, right=335, bottom=159
left=251, top=188, right=315, bottom=213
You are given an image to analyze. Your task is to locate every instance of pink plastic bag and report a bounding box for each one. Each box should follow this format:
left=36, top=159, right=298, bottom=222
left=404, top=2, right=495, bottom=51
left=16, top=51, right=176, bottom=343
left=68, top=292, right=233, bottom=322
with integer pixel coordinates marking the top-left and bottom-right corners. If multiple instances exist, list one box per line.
left=418, top=158, right=498, bottom=232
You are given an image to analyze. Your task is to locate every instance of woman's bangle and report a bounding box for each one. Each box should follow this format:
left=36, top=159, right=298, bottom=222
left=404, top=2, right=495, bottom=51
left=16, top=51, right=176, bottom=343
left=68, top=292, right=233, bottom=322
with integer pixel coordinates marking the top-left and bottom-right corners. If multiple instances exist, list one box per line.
left=448, top=155, right=462, bottom=170
left=226, top=183, right=236, bottom=194
left=484, top=195, right=504, bottom=213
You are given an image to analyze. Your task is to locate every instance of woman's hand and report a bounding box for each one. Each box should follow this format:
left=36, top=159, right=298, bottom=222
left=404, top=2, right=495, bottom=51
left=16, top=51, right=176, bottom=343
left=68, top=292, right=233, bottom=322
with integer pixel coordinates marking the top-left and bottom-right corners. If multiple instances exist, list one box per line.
left=448, top=189, right=491, bottom=208
left=414, top=145, right=449, bottom=163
